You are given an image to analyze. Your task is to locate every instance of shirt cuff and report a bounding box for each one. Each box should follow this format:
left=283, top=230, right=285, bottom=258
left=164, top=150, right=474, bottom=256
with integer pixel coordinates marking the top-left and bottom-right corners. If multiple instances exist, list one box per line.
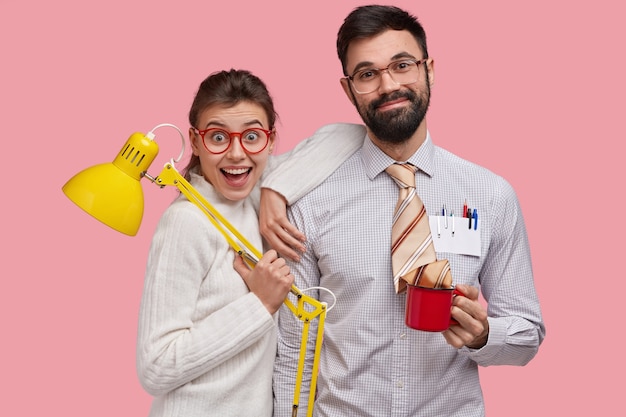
left=459, top=316, right=507, bottom=361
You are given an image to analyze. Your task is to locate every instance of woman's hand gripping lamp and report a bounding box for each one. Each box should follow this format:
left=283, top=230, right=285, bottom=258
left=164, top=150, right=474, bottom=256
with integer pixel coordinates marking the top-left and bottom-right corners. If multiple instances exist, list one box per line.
left=62, top=124, right=327, bottom=417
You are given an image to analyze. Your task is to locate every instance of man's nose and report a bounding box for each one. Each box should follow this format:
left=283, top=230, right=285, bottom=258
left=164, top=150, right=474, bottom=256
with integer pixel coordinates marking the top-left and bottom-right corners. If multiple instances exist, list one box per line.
left=377, top=70, right=401, bottom=94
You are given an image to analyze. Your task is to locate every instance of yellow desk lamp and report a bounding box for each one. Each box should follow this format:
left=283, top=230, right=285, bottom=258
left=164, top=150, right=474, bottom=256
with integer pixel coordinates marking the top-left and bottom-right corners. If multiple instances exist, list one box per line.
left=62, top=123, right=326, bottom=417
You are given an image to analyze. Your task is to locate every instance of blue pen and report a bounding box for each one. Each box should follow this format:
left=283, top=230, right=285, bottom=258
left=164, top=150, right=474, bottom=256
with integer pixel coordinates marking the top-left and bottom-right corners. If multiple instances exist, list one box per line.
left=472, top=208, right=478, bottom=230
left=442, top=204, right=448, bottom=228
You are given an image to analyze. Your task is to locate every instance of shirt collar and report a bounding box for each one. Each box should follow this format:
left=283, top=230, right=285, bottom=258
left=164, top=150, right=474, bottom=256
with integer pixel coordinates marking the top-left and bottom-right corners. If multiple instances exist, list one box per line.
left=362, top=130, right=435, bottom=180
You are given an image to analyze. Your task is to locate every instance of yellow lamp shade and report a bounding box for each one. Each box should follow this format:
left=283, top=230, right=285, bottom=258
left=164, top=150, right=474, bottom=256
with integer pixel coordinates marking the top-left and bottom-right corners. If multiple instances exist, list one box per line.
left=62, top=132, right=159, bottom=236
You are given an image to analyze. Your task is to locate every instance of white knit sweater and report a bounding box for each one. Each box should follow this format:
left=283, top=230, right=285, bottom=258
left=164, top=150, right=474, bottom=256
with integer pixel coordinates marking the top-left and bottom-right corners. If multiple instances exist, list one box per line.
left=137, top=170, right=276, bottom=417
left=137, top=125, right=362, bottom=416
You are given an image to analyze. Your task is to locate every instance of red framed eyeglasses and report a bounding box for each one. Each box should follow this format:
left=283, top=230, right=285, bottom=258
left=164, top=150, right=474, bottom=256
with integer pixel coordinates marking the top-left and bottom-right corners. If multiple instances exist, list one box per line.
left=192, top=127, right=273, bottom=154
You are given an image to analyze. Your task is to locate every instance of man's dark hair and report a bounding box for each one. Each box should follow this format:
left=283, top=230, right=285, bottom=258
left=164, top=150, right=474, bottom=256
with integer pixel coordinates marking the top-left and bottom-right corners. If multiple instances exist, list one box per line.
left=336, top=5, right=429, bottom=75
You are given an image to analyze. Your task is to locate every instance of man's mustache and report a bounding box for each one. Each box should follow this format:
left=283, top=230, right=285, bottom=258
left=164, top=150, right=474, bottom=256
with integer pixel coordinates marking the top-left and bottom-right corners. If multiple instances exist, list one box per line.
left=371, top=90, right=416, bottom=109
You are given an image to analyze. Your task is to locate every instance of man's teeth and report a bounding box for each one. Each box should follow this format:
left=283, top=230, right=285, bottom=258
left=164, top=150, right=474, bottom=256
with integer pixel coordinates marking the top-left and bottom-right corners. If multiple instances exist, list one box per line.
left=223, top=168, right=249, bottom=175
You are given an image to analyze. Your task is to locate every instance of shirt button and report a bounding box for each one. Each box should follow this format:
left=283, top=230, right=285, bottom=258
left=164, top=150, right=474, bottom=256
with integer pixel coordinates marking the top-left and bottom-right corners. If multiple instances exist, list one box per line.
left=399, top=332, right=407, bottom=339
left=396, top=380, right=404, bottom=388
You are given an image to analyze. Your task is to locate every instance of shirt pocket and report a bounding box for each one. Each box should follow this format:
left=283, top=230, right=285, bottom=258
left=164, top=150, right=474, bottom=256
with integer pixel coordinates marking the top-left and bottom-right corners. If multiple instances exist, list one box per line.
left=438, top=252, right=483, bottom=287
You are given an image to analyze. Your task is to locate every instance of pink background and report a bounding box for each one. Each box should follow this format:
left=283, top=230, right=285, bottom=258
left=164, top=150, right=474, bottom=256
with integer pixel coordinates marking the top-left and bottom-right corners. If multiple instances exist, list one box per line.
left=1, top=0, right=623, bottom=415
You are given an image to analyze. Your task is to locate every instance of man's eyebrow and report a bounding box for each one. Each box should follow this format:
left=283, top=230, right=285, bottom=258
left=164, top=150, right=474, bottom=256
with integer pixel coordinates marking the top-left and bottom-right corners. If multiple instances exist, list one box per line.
left=391, top=52, right=418, bottom=61
left=351, top=61, right=375, bottom=75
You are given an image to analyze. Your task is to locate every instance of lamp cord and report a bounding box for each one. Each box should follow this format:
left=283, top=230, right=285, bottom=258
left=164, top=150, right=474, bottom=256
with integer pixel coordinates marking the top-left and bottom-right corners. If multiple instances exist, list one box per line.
left=148, top=123, right=186, bottom=164
left=300, top=287, right=337, bottom=312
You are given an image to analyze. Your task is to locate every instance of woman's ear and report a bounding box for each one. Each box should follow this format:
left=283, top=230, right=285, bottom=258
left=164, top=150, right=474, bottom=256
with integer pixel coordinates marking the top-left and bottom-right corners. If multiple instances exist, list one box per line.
left=268, top=131, right=276, bottom=154
left=189, top=128, right=201, bottom=156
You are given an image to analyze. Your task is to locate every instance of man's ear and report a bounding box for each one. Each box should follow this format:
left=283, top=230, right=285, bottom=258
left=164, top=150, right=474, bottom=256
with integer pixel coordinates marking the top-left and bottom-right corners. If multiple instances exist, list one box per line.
left=426, top=58, right=435, bottom=87
left=340, top=77, right=357, bottom=106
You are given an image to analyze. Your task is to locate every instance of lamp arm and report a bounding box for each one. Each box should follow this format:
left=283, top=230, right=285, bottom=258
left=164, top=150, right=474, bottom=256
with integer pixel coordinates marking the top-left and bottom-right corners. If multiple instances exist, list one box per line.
left=152, top=162, right=325, bottom=417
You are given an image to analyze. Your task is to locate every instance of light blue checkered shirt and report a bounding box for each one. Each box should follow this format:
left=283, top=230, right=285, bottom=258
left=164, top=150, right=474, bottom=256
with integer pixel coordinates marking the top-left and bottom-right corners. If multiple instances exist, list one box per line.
left=271, top=124, right=545, bottom=417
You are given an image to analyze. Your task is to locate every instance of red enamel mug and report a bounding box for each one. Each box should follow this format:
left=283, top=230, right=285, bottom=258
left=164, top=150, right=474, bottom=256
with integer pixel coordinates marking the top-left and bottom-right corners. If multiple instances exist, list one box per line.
left=405, top=284, right=464, bottom=332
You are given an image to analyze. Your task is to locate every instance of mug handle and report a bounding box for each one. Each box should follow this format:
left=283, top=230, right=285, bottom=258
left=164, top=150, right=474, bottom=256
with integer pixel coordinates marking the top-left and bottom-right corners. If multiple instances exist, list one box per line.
left=449, top=287, right=465, bottom=326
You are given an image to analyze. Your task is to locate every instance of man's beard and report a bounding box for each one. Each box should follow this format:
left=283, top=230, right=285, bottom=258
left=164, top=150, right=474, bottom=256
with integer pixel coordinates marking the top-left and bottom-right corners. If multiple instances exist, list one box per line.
left=355, top=82, right=430, bottom=144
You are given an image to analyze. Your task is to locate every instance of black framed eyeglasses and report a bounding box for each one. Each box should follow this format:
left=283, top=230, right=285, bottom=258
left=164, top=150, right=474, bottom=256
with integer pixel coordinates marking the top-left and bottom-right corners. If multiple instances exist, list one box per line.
left=192, top=127, right=273, bottom=154
left=345, top=58, right=428, bottom=94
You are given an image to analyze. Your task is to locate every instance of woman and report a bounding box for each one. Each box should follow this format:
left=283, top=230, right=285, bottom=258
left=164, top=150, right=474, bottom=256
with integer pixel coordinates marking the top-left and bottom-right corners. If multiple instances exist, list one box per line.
left=136, top=69, right=295, bottom=417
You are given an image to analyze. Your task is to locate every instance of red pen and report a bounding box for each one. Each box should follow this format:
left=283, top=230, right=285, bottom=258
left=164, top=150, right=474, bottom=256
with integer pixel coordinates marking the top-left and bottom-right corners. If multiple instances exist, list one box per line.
left=463, top=200, right=468, bottom=218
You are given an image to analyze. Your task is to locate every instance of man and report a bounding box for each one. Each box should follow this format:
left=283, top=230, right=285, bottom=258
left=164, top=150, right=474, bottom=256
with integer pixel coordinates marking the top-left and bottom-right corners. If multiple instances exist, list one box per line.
left=260, top=5, right=545, bottom=416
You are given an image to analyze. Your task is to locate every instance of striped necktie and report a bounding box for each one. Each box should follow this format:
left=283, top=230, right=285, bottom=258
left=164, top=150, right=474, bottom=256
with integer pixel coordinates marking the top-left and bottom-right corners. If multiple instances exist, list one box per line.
left=386, top=163, right=452, bottom=293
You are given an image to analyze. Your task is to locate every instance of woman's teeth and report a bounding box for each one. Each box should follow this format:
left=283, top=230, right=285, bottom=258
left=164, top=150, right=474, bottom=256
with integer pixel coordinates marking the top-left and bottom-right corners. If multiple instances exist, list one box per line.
left=222, top=168, right=249, bottom=175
